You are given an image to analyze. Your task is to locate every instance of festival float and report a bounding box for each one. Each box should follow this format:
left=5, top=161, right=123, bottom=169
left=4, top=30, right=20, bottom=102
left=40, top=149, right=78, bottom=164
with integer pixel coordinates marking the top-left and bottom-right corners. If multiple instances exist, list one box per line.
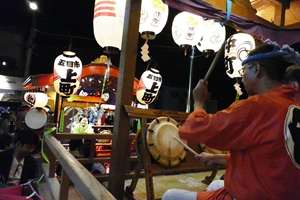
left=22, top=55, right=139, bottom=151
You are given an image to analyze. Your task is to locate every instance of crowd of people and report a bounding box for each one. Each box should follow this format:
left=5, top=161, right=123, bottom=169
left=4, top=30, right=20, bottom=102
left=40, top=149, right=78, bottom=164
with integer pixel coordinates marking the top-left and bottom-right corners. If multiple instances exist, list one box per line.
left=0, top=103, right=42, bottom=189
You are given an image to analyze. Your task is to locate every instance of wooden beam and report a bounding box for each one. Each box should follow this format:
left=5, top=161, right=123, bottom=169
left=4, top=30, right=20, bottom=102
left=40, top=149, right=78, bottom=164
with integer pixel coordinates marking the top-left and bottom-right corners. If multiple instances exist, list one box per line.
left=203, top=0, right=279, bottom=29
left=107, top=0, right=142, bottom=199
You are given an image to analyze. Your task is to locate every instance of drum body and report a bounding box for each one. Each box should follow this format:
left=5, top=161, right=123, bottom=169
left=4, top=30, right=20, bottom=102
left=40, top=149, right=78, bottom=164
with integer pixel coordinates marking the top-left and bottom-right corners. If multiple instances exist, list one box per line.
left=147, top=117, right=187, bottom=167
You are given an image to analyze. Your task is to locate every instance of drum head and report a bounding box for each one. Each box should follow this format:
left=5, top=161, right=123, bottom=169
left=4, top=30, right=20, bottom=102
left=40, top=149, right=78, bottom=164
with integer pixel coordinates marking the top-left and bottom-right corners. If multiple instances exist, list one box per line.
left=147, top=117, right=187, bottom=167
left=25, top=108, right=47, bottom=129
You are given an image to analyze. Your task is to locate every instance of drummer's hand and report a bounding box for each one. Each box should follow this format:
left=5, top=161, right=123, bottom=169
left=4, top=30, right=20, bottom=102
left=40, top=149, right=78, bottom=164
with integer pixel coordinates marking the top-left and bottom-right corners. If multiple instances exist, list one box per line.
left=193, top=79, right=208, bottom=110
left=195, top=152, right=214, bottom=166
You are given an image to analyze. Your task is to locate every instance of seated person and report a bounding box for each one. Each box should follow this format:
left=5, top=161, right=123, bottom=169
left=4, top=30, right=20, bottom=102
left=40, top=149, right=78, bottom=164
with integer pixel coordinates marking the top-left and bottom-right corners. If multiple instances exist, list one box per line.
left=0, top=129, right=39, bottom=186
left=0, top=133, right=13, bottom=152
left=69, top=118, right=94, bottom=155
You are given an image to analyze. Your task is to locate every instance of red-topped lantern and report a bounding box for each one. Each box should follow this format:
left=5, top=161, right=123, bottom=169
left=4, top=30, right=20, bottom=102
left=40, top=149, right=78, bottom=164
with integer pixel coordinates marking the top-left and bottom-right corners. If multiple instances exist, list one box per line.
left=53, top=51, right=82, bottom=97
left=93, top=0, right=126, bottom=52
left=24, top=92, right=48, bottom=108
left=136, top=68, right=162, bottom=105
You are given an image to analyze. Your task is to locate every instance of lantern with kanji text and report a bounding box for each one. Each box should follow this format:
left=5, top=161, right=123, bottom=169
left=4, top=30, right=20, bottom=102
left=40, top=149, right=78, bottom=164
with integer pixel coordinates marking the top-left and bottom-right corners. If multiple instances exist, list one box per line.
left=136, top=68, right=162, bottom=105
left=139, top=0, right=169, bottom=40
left=171, top=11, right=204, bottom=48
left=224, top=33, right=255, bottom=78
left=24, top=92, right=48, bottom=108
left=53, top=51, right=82, bottom=97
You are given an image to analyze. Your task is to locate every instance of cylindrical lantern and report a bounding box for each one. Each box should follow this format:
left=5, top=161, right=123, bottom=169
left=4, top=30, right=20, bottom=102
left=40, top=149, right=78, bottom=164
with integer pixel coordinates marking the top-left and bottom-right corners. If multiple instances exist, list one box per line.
left=224, top=33, right=255, bottom=78
left=24, top=92, right=48, bottom=108
left=139, top=0, right=169, bottom=40
left=53, top=51, right=82, bottom=97
left=171, top=11, right=204, bottom=47
left=93, top=0, right=126, bottom=51
left=197, top=20, right=226, bottom=54
left=136, top=68, right=162, bottom=105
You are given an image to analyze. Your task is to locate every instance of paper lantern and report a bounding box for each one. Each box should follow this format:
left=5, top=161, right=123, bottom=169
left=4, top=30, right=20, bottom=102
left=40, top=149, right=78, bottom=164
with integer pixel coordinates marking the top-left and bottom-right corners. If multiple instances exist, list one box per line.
left=139, top=0, right=169, bottom=40
left=136, top=68, right=162, bottom=105
left=171, top=11, right=204, bottom=47
left=53, top=51, right=82, bottom=97
left=93, top=0, right=126, bottom=51
left=197, top=20, right=226, bottom=54
left=224, top=33, right=255, bottom=78
left=24, top=92, right=48, bottom=108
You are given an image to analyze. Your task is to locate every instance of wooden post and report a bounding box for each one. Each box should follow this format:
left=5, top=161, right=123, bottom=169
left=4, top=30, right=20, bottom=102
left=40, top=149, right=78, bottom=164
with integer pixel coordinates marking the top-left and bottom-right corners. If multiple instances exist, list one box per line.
left=107, top=0, right=142, bottom=199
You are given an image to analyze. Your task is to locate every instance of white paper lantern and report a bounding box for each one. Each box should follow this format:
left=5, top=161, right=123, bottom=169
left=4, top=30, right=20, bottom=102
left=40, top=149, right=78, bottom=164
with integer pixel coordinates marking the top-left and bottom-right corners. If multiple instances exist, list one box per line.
left=136, top=68, right=162, bottom=105
left=24, top=92, right=48, bottom=108
left=224, top=33, right=255, bottom=78
left=171, top=11, right=204, bottom=47
left=139, top=0, right=169, bottom=40
left=197, top=20, right=226, bottom=53
left=53, top=51, right=82, bottom=97
left=93, top=0, right=126, bottom=50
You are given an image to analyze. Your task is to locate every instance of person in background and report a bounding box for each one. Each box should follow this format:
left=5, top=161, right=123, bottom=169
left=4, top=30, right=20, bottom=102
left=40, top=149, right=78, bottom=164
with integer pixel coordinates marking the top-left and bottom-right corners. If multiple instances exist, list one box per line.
left=15, top=104, right=31, bottom=131
left=88, top=103, right=104, bottom=125
left=283, top=65, right=300, bottom=102
left=0, top=112, right=16, bottom=135
left=69, top=118, right=94, bottom=157
left=162, top=40, right=300, bottom=200
left=0, top=133, right=13, bottom=152
left=0, top=129, right=39, bottom=186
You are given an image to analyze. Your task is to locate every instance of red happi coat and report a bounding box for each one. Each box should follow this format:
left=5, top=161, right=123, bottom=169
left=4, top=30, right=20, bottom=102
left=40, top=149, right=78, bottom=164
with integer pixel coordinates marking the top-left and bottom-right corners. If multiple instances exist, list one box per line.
left=179, top=86, right=300, bottom=200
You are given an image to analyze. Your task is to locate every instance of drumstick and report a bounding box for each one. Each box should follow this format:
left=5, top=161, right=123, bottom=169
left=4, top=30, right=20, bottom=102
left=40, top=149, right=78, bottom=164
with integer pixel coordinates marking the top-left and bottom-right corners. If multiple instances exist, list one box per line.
left=173, top=136, right=198, bottom=156
left=203, top=42, right=225, bottom=82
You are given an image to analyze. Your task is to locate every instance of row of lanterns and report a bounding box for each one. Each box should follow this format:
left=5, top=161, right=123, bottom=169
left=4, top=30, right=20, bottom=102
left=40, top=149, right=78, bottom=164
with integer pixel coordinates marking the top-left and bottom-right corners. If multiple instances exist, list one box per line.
left=47, top=0, right=256, bottom=107
left=93, top=1, right=227, bottom=54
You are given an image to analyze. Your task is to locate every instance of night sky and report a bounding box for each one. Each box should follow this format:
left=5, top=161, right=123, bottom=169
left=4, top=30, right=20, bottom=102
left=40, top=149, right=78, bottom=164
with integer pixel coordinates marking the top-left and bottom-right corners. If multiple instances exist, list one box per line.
left=0, top=0, right=251, bottom=110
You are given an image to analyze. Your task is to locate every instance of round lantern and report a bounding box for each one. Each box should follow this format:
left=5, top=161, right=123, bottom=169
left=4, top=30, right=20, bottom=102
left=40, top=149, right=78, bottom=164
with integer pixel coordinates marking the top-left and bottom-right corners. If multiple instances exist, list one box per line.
left=53, top=51, right=82, bottom=97
left=224, top=33, right=255, bottom=78
left=93, top=0, right=126, bottom=51
left=139, top=0, right=169, bottom=40
left=24, top=92, right=48, bottom=108
left=197, top=20, right=226, bottom=54
left=171, top=11, right=204, bottom=47
left=136, top=68, right=162, bottom=105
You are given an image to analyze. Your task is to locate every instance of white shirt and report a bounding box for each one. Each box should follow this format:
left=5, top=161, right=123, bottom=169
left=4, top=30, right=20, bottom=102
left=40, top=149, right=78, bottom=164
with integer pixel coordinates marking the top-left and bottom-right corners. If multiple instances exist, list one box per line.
left=7, top=156, right=24, bottom=186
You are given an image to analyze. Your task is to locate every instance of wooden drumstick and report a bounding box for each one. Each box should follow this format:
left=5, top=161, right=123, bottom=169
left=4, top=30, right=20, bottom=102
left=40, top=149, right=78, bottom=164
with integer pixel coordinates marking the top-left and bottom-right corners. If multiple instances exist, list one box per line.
left=203, top=42, right=225, bottom=82
left=173, top=136, right=198, bottom=156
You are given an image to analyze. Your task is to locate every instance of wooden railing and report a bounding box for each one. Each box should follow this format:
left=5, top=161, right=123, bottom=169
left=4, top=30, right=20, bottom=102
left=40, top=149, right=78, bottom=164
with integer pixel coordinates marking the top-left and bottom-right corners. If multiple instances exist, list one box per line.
left=39, top=106, right=224, bottom=200
left=39, top=130, right=136, bottom=200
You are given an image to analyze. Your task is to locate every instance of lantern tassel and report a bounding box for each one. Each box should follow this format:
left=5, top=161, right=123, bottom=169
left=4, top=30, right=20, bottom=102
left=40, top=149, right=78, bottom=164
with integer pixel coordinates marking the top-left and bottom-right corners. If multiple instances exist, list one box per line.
left=141, top=39, right=150, bottom=62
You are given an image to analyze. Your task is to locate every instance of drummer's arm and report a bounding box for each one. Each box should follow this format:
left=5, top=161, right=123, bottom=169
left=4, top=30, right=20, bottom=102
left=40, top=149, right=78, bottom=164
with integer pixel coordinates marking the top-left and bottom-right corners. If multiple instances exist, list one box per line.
left=196, top=152, right=228, bottom=166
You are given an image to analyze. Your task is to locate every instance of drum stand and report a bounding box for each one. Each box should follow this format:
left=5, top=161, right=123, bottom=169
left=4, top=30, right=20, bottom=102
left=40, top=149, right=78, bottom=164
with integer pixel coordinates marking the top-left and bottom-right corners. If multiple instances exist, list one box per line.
left=124, top=106, right=222, bottom=200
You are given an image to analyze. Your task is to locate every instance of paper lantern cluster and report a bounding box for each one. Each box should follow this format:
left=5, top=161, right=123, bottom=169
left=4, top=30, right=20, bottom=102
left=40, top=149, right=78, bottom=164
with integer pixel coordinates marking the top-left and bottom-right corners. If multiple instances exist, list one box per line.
left=53, top=51, right=82, bottom=97
left=136, top=68, right=162, bottom=105
left=224, top=33, right=256, bottom=78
